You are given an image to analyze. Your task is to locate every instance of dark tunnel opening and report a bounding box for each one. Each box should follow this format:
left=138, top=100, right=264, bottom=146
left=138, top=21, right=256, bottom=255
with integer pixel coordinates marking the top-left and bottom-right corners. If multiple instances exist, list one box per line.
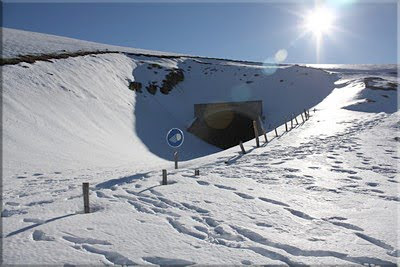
left=190, top=111, right=255, bottom=149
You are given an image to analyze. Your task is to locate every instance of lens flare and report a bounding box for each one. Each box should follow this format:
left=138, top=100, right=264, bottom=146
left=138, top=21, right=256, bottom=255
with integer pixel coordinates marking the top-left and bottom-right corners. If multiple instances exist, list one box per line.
left=262, top=57, right=278, bottom=76
left=275, top=49, right=288, bottom=63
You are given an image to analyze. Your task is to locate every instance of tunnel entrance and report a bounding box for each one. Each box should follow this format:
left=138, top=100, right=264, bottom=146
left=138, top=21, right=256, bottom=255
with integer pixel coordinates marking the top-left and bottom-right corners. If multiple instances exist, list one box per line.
left=187, top=100, right=263, bottom=149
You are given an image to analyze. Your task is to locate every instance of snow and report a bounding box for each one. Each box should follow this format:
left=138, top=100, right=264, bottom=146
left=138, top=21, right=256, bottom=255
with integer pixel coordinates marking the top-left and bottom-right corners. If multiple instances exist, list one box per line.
left=2, top=27, right=186, bottom=59
left=2, top=28, right=399, bottom=265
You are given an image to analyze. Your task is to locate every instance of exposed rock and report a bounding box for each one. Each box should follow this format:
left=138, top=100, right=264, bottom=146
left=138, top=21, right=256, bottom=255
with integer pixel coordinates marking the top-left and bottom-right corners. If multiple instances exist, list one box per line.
left=128, top=81, right=142, bottom=92
left=146, top=83, right=158, bottom=95
left=160, top=69, right=184, bottom=95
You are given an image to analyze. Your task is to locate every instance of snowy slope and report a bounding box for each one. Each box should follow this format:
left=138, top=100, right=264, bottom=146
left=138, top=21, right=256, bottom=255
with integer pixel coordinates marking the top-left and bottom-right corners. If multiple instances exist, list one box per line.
left=2, top=27, right=185, bottom=58
left=2, top=28, right=399, bottom=265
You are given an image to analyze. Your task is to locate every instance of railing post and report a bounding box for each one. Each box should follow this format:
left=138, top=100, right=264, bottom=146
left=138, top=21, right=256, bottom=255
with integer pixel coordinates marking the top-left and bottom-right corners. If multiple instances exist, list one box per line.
left=258, top=116, right=268, bottom=143
left=253, top=120, right=260, bottom=147
left=290, top=116, right=293, bottom=129
left=239, top=141, right=246, bottom=154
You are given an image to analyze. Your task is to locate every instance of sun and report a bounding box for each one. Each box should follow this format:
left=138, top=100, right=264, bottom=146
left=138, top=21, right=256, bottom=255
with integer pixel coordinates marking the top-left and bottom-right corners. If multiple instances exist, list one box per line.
left=304, top=7, right=335, bottom=37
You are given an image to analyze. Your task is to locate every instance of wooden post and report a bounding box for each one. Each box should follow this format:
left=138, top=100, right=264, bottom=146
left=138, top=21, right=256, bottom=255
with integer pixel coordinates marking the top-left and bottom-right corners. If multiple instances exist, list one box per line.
left=82, top=182, right=90, bottom=214
left=285, top=119, right=288, bottom=132
left=162, top=169, right=167, bottom=185
left=263, top=131, right=268, bottom=143
left=174, top=151, right=178, bottom=169
left=294, top=114, right=299, bottom=125
left=301, top=113, right=304, bottom=122
left=313, top=108, right=316, bottom=113
left=304, top=109, right=308, bottom=120
left=275, top=128, right=278, bottom=137
left=195, top=169, right=200, bottom=176
left=290, top=116, right=293, bottom=129
left=239, top=141, right=246, bottom=154
left=253, top=120, right=260, bottom=147
left=258, top=116, right=268, bottom=143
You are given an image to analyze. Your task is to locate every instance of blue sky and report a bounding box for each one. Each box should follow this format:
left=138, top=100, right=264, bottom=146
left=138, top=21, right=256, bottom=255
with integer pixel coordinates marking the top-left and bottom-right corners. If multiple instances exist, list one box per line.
left=2, top=1, right=398, bottom=64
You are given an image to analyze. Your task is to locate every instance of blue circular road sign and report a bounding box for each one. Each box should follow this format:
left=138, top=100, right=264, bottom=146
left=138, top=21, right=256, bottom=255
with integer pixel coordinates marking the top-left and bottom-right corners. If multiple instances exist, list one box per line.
left=166, top=128, right=184, bottom=148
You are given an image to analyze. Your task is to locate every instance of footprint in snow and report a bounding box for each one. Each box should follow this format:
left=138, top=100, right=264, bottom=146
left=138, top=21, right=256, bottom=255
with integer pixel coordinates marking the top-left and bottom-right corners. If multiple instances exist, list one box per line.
left=142, top=256, right=195, bottom=266
left=284, top=168, right=300, bottom=173
left=330, top=168, right=357, bottom=175
left=32, top=230, right=55, bottom=241
left=308, top=166, right=320, bottom=170
left=366, top=182, right=379, bottom=187
left=6, top=202, right=20, bottom=207
left=24, top=218, right=46, bottom=224
left=259, top=197, right=289, bottom=207
left=196, top=180, right=209, bottom=186
left=234, top=192, right=255, bottom=199
left=255, top=222, right=273, bottom=228
left=348, top=175, right=362, bottom=180
left=181, top=202, right=209, bottom=213
left=62, top=235, right=111, bottom=245
left=214, top=184, right=236, bottom=191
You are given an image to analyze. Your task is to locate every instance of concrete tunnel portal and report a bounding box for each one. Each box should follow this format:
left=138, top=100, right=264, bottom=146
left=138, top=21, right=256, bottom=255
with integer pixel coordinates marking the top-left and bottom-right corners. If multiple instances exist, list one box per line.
left=187, top=100, right=263, bottom=149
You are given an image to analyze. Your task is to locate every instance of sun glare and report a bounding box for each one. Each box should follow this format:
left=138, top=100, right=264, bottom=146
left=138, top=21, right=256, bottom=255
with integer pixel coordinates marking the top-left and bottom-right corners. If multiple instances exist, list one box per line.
left=304, top=7, right=335, bottom=37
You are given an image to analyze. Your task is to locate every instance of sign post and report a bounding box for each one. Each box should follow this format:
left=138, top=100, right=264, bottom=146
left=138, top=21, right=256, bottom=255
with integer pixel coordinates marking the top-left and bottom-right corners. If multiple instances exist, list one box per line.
left=166, top=128, right=184, bottom=169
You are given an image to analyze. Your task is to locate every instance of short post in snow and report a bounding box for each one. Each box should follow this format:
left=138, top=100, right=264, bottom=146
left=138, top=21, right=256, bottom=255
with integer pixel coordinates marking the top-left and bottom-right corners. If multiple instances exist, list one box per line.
left=82, top=182, right=90, bottom=214
left=239, top=141, right=246, bottom=154
left=301, top=113, right=305, bottom=122
left=195, top=169, right=200, bottom=176
left=290, top=116, right=293, bottom=129
left=304, top=109, right=308, bottom=120
left=253, top=120, right=260, bottom=148
left=294, top=114, right=299, bottom=125
left=174, top=151, right=178, bottom=169
left=162, top=169, right=168, bottom=185
left=313, top=108, right=316, bottom=113
left=285, top=119, right=288, bottom=132
left=275, top=127, right=278, bottom=137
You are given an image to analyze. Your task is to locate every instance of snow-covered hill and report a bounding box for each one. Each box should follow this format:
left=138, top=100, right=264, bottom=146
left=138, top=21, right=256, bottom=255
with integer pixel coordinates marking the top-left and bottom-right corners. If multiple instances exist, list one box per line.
left=2, top=27, right=186, bottom=59
left=2, top=28, right=399, bottom=265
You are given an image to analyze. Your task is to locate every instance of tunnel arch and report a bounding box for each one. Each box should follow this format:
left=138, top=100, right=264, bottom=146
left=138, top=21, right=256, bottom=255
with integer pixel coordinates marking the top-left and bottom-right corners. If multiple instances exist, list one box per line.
left=188, top=100, right=263, bottom=149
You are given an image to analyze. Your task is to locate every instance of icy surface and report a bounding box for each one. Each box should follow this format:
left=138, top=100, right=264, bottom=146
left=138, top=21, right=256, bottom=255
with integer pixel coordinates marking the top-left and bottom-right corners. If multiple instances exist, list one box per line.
left=2, top=28, right=399, bottom=265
